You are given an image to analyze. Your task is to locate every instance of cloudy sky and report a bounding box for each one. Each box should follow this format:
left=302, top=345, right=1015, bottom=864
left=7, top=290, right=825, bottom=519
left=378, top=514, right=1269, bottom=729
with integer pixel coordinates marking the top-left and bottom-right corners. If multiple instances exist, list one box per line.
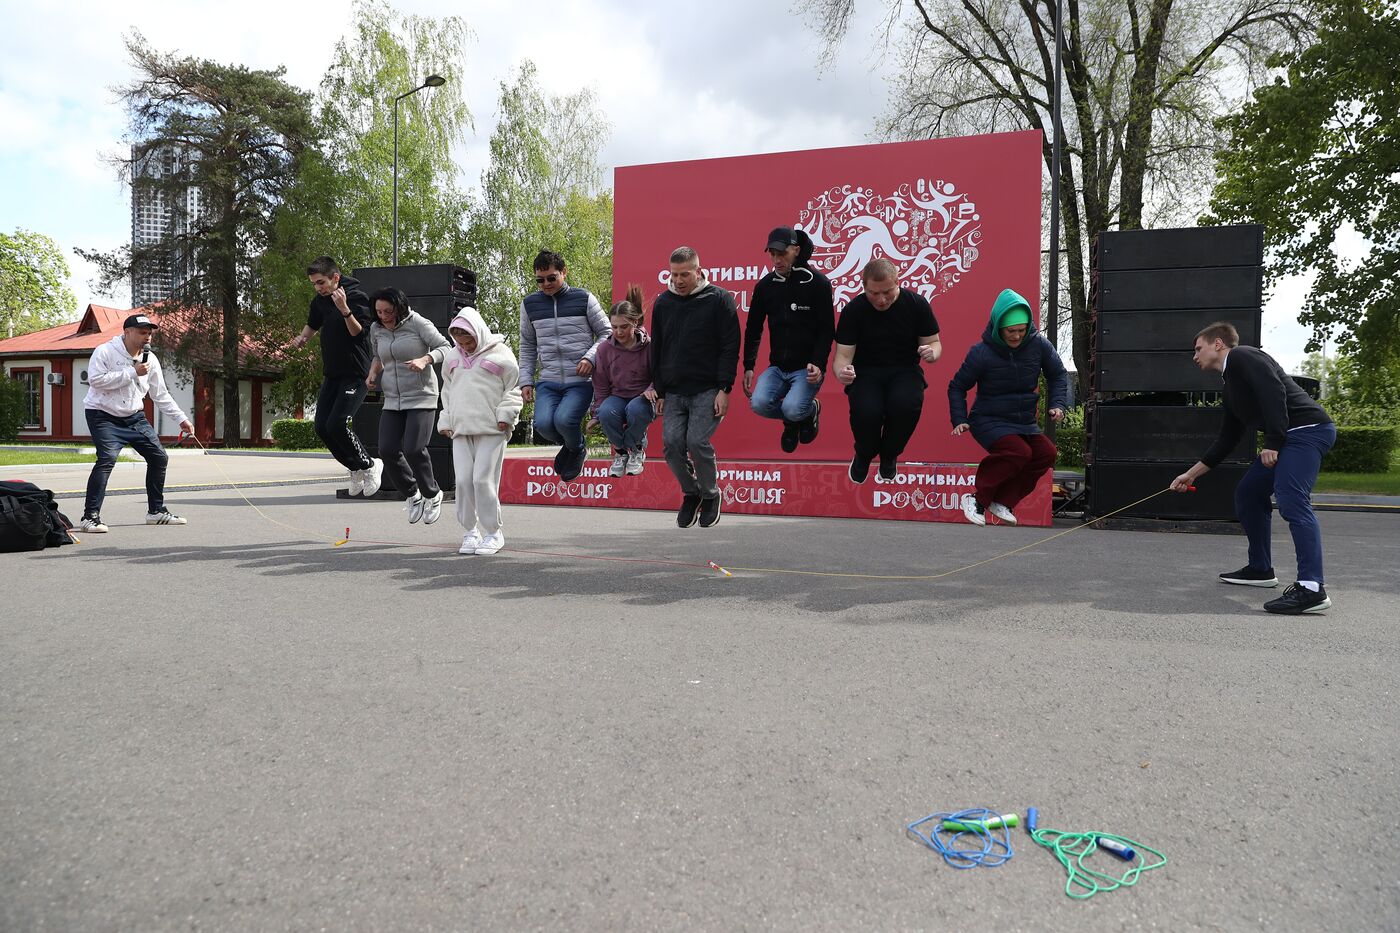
left=2, top=0, right=1323, bottom=369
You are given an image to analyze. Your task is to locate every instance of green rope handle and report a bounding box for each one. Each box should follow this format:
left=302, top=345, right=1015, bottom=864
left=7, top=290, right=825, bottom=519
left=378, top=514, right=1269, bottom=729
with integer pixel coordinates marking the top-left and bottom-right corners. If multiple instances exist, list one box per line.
left=1029, top=827, right=1168, bottom=899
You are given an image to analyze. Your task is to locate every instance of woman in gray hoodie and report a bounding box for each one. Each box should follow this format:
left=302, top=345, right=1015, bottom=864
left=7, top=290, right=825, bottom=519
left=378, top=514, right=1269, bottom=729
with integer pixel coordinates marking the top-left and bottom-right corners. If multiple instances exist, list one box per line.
left=366, top=287, right=452, bottom=523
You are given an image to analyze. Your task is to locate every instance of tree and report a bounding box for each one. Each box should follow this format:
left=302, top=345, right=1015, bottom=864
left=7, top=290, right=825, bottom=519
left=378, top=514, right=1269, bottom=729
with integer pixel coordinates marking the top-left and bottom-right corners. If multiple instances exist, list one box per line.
left=467, top=61, right=613, bottom=341
left=82, top=34, right=317, bottom=442
left=258, top=0, right=474, bottom=406
left=1206, top=0, right=1399, bottom=373
left=809, top=0, right=1307, bottom=394
left=0, top=229, right=77, bottom=338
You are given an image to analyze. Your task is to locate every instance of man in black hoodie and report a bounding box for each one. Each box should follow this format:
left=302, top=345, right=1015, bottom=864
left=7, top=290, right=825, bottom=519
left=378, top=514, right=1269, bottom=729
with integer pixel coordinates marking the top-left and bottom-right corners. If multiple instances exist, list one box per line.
left=1171, top=322, right=1336, bottom=615
left=290, top=256, right=382, bottom=497
left=743, top=226, right=835, bottom=453
left=651, top=246, right=740, bottom=529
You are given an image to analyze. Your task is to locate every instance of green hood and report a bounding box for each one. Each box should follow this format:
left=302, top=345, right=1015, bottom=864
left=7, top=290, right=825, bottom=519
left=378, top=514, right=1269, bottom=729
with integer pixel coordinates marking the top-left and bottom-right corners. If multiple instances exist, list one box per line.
left=985, top=288, right=1035, bottom=348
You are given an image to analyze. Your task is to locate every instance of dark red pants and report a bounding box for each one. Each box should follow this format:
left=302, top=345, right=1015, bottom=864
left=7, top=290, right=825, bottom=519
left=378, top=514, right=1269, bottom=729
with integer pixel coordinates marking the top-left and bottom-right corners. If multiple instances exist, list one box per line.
left=975, top=433, right=1057, bottom=509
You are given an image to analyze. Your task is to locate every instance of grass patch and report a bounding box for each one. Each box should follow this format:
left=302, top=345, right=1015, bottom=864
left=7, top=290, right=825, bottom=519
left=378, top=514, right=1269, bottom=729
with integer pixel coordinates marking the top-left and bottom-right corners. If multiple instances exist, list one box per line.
left=0, top=450, right=94, bottom=466
left=1314, top=471, right=1400, bottom=496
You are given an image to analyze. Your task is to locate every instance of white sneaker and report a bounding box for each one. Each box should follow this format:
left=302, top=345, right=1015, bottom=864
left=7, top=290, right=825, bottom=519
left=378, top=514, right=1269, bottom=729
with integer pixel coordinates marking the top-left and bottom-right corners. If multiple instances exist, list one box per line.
left=79, top=515, right=108, bottom=533
left=423, top=491, right=444, bottom=525
left=406, top=492, right=426, bottom=524
left=475, top=531, right=505, bottom=555
left=459, top=530, right=482, bottom=555
left=987, top=502, right=1018, bottom=525
left=609, top=451, right=628, bottom=477
left=347, top=468, right=365, bottom=496
left=361, top=458, right=384, bottom=497
left=961, top=494, right=986, bottom=526
left=146, top=509, right=187, bottom=525
left=626, top=446, right=645, bottom=475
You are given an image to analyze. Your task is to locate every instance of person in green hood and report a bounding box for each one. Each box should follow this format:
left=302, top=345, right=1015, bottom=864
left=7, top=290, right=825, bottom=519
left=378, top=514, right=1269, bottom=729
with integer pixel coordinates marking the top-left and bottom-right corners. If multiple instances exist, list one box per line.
left=947, top=288, right=1069, bottom=525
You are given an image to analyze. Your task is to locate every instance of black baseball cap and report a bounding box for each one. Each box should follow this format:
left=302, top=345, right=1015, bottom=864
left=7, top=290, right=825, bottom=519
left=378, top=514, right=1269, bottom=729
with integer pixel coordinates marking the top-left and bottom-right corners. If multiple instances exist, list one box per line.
left=766, top=226, right=799, bottom=251
left=123, top=314, right=159, bottom=329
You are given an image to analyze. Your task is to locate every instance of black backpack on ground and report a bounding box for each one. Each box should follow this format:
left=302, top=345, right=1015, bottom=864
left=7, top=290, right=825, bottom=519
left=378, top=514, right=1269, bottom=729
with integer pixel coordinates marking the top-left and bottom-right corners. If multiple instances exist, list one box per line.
left=0, top=480, right=75, bottom=552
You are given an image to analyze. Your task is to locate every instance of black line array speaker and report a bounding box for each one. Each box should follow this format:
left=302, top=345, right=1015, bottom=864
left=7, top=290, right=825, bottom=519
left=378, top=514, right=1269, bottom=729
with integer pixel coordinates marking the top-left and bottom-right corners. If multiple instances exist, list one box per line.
left=350, top=263, right=481, bottom=493
left=1087, top=225, right=1263, bottom=523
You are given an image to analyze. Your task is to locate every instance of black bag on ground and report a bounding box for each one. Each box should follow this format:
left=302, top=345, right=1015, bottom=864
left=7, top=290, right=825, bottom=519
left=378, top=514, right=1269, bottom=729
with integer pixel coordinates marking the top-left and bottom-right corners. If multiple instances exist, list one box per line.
left=0, top=480, right=75, bottom=552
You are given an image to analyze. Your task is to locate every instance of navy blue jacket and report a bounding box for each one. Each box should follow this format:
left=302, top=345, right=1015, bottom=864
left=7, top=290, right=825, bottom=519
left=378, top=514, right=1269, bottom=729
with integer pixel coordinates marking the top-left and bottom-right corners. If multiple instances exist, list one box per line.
left=948, top=300, right=1068, bottom=449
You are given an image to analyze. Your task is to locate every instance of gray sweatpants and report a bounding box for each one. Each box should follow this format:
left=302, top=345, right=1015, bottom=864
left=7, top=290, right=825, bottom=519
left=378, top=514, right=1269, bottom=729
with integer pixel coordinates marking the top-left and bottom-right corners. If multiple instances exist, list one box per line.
left=662, top=389, right=722, bottom=498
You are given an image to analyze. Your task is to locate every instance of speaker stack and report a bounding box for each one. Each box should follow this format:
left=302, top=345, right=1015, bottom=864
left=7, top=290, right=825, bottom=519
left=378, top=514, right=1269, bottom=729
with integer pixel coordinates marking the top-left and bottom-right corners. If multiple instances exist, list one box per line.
left=348, top=264, right=479, bottom=496
left=1086, top=225, right=1263, bottom=525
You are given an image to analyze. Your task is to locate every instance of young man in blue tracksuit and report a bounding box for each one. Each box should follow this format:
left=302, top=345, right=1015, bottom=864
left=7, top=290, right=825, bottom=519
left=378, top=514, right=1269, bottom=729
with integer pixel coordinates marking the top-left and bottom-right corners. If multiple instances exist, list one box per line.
left=1171, top=321, right=1337, bottom=615
left=518, top=250, right=611, bottom=482
left=947, top=288, right=1068, bottom=526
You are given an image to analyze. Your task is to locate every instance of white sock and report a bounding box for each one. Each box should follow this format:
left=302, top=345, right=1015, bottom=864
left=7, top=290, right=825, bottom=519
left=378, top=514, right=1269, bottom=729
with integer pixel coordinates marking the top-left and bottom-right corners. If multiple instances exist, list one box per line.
left=1298, top=580, right=1320, bottom=592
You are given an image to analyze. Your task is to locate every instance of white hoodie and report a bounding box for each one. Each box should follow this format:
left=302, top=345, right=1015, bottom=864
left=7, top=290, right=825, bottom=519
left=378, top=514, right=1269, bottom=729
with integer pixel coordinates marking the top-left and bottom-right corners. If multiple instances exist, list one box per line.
left=84, top=334, right=189, bottom=425
left=438, top=308, right=524, bottom=437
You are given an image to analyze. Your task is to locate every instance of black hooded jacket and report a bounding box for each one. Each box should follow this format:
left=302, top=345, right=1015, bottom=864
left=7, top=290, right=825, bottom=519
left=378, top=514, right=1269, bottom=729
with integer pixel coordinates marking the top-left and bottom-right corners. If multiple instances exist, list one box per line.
left=306, top=274, right=374, bottom=378
left=742, top=230, right=836, bottom=374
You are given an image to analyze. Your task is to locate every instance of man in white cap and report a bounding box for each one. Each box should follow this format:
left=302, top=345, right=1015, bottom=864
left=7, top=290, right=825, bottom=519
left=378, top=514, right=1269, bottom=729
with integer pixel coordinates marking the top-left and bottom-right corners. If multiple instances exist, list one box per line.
left=79, top=313, right=194, bottom=532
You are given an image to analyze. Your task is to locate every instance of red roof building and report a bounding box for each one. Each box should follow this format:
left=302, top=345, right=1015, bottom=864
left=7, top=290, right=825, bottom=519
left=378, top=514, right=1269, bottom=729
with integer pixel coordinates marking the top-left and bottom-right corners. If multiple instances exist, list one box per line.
left=0, top=304, right=288, bottom=445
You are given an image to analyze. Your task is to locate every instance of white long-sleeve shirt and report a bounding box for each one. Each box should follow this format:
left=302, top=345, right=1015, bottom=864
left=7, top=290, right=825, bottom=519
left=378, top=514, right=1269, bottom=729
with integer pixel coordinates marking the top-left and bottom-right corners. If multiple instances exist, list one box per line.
left=83, top=335, right=189, bottom=425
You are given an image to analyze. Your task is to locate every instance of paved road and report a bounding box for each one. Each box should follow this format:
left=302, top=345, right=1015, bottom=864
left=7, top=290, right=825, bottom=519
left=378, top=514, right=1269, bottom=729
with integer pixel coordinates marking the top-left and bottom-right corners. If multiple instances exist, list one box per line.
left=3, top=476, right=1397, bottom=931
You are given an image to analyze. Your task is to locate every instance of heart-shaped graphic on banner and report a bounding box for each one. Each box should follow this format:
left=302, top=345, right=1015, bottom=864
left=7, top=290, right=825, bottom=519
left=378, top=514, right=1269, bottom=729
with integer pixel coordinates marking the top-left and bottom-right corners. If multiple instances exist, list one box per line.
left=797, top=180, right=983, bottom=308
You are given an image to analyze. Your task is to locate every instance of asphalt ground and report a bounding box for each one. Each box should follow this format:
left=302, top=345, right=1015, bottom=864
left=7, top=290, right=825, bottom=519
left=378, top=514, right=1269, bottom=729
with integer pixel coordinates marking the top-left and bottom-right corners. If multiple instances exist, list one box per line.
left=2, top=466, right=1398, bottom=932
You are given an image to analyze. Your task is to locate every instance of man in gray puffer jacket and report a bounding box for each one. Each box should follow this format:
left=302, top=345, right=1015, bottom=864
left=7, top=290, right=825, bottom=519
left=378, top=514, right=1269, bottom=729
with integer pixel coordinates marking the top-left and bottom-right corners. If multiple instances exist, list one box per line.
left=518, top=250, right=610, bottom=481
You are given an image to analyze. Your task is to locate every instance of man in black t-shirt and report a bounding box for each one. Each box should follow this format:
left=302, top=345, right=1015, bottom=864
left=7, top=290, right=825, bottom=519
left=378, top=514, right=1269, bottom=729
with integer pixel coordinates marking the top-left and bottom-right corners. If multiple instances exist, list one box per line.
left=832, top=258, right=942, bottom=483
left=289, top=256, right=382, bottom=497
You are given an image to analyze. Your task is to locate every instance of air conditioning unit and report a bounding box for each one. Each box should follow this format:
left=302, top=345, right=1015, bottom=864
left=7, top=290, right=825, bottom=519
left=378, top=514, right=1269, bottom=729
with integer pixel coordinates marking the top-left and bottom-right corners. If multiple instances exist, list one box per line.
left=45, top=373, right=65, bottom=386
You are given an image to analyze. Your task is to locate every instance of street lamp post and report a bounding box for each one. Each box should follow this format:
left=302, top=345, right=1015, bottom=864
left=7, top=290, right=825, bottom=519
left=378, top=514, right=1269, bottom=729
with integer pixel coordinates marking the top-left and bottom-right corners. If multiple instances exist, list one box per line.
left=392, top=74, right=447, bottom=267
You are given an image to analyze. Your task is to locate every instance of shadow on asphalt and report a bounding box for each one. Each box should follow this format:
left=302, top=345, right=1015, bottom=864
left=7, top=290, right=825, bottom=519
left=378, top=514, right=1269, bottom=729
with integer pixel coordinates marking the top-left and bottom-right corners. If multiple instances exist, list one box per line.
left=60, top=528, right=1272, bottom=621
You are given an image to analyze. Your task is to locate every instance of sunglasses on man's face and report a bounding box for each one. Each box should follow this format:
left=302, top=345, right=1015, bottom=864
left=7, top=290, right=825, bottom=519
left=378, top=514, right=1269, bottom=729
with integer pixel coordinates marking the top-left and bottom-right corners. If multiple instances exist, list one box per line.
left=535, top=274, right=560, bottom=284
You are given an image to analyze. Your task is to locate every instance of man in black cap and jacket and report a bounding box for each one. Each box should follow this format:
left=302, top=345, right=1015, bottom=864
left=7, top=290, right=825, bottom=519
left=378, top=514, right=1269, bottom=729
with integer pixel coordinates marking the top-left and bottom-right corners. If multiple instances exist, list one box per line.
left=742, top=226, right=835, bottom=452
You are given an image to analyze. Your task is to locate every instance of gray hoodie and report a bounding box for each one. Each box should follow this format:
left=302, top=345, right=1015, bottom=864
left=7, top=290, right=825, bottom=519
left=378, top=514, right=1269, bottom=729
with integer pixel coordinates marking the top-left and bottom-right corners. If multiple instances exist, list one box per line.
left=370, top=309, right=452, bottom=410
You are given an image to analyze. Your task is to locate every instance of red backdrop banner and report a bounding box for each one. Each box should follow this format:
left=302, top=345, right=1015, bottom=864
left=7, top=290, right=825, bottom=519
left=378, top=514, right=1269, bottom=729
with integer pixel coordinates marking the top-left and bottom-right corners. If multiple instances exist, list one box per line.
left=613, top=130, right=1044, bottom=469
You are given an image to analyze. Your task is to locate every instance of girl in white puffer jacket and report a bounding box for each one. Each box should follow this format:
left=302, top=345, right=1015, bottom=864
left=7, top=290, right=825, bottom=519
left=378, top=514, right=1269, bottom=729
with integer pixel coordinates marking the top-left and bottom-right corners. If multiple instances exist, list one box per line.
left=438, top=308, right=523, bottom=556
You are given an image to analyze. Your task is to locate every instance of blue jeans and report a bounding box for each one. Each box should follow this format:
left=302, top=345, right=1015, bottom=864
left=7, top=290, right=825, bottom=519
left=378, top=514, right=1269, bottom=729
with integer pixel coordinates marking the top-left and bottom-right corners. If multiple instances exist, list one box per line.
left=532, top=381, right=592, bottom=450
left=84, top=409, right=168, bottom=517
left=1235, top=423, right=1336, bottom=584
left=596, top=395, right=655, bottom=451
left=749, top=366, right=820, bottom=423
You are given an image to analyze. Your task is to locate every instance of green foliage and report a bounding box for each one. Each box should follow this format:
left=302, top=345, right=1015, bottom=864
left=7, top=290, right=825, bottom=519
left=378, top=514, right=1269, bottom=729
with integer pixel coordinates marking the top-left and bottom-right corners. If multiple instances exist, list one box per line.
left=467, top=61, right=613, bottom=343
left=0, top=229, right=77, bottom=339
left=258, top=0, right=475, bottom=409
left=1206, top=0, right=1400, bottom=364
left=1322, top=425, right=1398, bottom=473
left=0, top=376, right=26, bottom=441
left=1301, top=344, right=1400, bottom=424
left=1054, top=407, right=1086, bottom=469
left=269, top=418, right=321, bottom=450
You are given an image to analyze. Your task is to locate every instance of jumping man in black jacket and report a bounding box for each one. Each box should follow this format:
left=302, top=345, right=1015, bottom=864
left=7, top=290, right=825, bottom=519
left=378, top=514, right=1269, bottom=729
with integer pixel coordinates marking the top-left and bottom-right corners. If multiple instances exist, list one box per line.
left=1171, top=322, right=1337, bottom=614
left=742, top=226, right=835, bottom=452
left=290, top=256, right=383, bottom=498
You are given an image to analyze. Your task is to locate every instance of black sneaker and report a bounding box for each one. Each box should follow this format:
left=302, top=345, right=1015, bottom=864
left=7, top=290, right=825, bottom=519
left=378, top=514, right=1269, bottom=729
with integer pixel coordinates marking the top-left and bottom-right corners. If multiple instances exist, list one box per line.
left=698, top=495, right=722, bottom=527
left=848, top=454, right=871, bottom=485
left=557, top=446, right=586, bottom=482
left=878, top=455, right=897, bottom=481
left=798, top=398, right=821, bottom=444
left=780, top=422, right=800, bottom=454
left=677, top=495, right=702, bottom=528
left=1264, top=582, right=1331, bottom=615
left=1219, top=565, right=1279, bottom=587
